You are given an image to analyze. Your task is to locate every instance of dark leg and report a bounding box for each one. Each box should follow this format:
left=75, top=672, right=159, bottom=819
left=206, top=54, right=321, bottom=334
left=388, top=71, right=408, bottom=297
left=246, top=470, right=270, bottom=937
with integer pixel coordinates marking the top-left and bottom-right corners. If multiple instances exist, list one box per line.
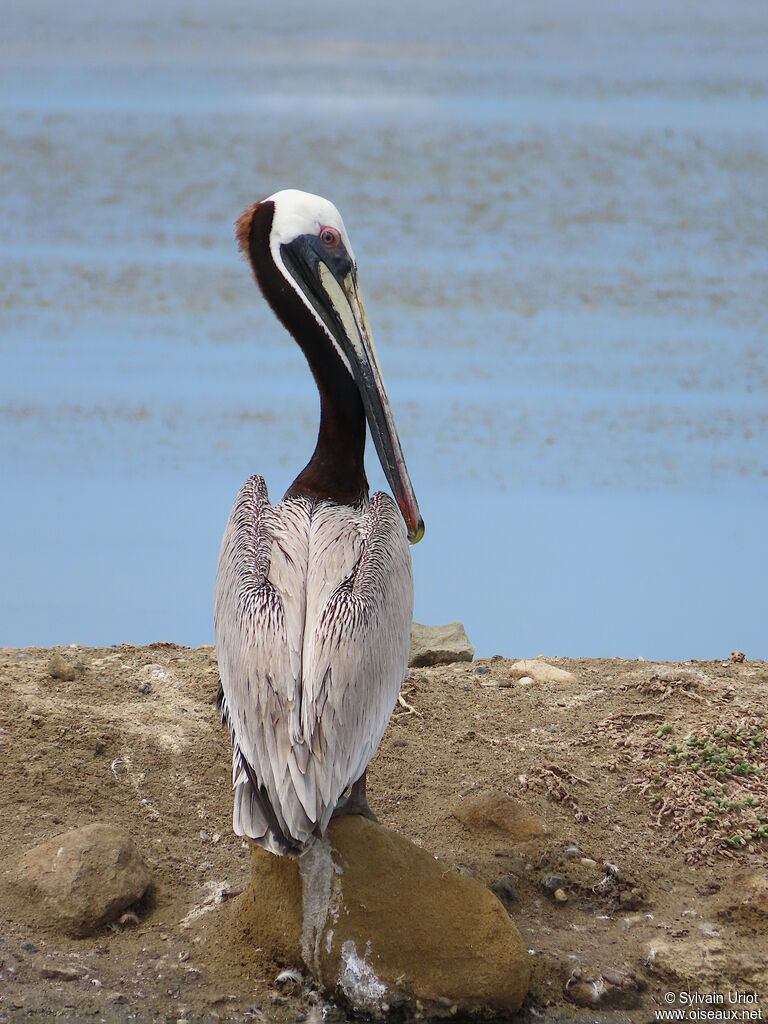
left=332, top=770, right=379, bottom=822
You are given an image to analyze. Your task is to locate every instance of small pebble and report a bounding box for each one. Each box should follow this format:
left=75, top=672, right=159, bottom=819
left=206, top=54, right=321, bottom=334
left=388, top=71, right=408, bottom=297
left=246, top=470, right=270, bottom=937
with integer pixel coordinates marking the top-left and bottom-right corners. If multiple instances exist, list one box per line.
left=393, top=738, right=408, bottom=748
left=474, top=665, right=490, bottom=675
left=40, top=966, right=82, bottom=981
left=21, top=942, right=39, bottom=953
left=540, top=873, right=567, bottom=894
left=139, top=680, right=152, bottom=694
left=554, top=888, right=568, bottom=903
left=491, top=876, right=519, bottom=904
left=517, top=675, right=534, bottom=686
left=437, top=996, right=453, bottom=1009
left=200, top=830, right=211, bottom=843
left=564, top=844, right=580, bottom=859
left=509, top=857, right=530, bottom=875
left=388, top=992, right=410, bottom=1010
left=581, top=857, right=597, bottom=869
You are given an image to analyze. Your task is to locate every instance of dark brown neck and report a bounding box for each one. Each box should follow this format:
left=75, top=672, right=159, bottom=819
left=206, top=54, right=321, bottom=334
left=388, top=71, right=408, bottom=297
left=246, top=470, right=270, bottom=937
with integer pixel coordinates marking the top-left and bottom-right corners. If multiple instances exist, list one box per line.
left=240, top=201, right=368, bottom=507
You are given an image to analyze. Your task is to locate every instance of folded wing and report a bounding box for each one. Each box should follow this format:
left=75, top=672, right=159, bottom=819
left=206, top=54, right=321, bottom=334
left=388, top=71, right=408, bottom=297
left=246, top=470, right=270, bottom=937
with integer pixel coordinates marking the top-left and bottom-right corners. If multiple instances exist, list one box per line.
left=214, top=477, right=413, bottom=855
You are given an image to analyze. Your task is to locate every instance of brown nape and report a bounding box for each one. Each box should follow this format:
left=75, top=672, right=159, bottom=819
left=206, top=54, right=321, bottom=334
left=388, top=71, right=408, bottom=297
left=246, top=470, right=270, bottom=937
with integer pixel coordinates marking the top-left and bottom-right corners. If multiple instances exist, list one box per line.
left=235, top=204, right=259, bottom=263
left=238, top=199, right=369, bottom=509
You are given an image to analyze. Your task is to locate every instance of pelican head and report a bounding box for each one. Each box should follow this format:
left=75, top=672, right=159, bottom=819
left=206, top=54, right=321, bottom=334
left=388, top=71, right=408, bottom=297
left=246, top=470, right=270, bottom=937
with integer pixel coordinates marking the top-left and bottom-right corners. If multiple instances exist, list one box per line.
left=237, top=189, right=424, bottom=544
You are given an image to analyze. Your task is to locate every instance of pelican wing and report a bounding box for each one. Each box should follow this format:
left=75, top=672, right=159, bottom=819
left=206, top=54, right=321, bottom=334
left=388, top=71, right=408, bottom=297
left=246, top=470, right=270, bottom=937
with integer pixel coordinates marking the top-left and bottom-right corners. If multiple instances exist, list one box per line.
left=215, top=479, right=413, bottom=854
left=300, top=491, right=414, bottom=834
left=214, top=476, right=312, bottom=854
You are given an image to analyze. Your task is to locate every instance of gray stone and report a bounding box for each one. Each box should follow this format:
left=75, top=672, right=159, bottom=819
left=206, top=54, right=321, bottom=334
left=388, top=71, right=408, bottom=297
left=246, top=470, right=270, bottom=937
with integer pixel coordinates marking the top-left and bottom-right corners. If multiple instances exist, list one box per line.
left=15, top=823, right=152, bottom=937
left=408, top=622, right=475, bottom=667
left=540, top=873, right=568, bottom=894
left=490, top=875, right=519, bottom=904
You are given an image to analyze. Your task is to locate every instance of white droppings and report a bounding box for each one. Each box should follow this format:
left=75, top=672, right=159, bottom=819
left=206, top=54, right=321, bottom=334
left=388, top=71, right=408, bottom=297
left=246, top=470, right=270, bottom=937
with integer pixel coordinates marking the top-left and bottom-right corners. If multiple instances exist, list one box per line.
left=299, top=837, right=342, bottom=975
left=338, top=939, right=387, bottom=1012
left=178, top=881, right=234, bottom=928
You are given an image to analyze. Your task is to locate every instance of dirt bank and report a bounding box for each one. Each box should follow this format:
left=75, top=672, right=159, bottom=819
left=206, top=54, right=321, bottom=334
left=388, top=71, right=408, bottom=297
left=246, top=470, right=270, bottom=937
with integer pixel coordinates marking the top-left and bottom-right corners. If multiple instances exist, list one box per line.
left=1, top=645, right=766, bottom=1022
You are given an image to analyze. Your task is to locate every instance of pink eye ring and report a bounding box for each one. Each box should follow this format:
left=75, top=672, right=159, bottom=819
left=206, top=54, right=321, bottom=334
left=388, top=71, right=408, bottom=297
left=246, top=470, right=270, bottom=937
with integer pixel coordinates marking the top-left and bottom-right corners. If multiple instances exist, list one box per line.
left=319, top=226, right=341, bottom=247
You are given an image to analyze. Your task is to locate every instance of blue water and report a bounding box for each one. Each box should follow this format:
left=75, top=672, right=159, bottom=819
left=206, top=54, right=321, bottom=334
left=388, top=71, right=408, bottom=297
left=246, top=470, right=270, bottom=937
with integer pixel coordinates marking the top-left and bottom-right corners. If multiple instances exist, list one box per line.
left=2, top=0, right=767, bottom=658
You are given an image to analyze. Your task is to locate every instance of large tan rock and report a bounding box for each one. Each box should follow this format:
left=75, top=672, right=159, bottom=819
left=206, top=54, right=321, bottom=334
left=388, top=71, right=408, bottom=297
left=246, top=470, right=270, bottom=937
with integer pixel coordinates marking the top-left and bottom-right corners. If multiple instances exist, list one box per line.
left=409, top=622, right=475, bottom=667
left=14, top=823, right=152, bottom=937
left=240, top=816, right=531, bottom=1017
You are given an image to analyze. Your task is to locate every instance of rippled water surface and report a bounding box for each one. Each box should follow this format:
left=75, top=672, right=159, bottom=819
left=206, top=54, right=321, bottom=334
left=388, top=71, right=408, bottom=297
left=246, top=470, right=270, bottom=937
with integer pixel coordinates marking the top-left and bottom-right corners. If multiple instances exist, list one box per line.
left=2, top=0, right=767, bottom=656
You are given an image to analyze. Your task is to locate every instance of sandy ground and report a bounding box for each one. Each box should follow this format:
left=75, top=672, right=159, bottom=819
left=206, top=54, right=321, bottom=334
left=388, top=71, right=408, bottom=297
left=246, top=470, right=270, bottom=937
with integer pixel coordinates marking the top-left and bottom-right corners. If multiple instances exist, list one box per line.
left=1, top=644, right=766, bottom=1023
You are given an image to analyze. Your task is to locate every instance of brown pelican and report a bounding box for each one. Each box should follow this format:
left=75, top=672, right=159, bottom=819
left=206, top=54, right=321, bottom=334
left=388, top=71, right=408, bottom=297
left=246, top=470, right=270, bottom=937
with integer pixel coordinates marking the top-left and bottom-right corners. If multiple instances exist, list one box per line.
left=215, top=189, right=424, bottom=856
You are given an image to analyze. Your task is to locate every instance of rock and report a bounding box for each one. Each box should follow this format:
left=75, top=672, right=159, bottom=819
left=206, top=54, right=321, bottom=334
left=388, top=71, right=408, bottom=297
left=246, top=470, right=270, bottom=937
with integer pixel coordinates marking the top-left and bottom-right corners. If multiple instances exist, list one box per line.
left=490, top=875, right=518, bottom=904
left=643, top=931, right=768, bottom=994
left=39, top=965, right=82, bottom=981
left=47, top=654, right=79, bottom=681
left=14, top=823, right=152, bottom=937
left=235, top=816, right=530, bottom=1017
left=452, top=792, right=546, bottom=843
left=540, top=873, right=568, bottom=895
left=565, top=966, right=643, bottom=1009
left=509, top=659, right=576, bottom=686
left=712, top=870, right=768, bottom=929
left=409, top=622, right=475, bottom=667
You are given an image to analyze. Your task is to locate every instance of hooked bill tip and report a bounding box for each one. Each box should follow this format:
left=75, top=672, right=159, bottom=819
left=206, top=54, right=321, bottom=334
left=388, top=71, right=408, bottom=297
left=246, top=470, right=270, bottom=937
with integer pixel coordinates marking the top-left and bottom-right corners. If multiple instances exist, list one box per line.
left=408, top=518, right=426, bottom=545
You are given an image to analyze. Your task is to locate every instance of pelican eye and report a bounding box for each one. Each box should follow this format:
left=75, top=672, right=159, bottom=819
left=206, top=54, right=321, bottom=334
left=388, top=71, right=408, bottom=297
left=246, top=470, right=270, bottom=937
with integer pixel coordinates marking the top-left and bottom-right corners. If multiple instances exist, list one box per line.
left=319, top=227, right=341, bottom=247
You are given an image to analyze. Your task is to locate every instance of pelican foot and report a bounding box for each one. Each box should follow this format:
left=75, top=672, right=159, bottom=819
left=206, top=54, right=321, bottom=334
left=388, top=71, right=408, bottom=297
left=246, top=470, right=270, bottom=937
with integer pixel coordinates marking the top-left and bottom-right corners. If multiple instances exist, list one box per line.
left=332, top=772, right=379, bottom=823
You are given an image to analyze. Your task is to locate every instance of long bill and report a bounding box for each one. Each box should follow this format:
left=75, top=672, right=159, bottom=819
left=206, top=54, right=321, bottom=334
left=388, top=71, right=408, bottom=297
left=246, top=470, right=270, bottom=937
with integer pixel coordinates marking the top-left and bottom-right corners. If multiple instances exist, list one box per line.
left=315, top=263, right=425, bottom=544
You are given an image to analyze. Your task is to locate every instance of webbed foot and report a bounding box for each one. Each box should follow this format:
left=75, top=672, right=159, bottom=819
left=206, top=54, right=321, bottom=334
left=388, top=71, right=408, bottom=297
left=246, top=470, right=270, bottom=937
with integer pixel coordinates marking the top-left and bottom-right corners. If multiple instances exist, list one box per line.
left=332, top=771, right=379, bottom=823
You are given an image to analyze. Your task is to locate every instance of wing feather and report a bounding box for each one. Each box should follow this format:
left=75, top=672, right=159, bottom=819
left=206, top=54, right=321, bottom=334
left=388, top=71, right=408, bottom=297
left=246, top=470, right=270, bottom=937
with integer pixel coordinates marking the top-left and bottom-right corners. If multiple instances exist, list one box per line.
left=302, top=492, right=414, bottom=832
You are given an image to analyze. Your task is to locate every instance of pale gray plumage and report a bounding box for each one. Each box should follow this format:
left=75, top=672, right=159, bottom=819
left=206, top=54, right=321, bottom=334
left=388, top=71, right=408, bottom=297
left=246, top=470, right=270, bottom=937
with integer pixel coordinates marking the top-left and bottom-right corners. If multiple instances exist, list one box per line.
left=215, top=475, right=413, bottom=855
